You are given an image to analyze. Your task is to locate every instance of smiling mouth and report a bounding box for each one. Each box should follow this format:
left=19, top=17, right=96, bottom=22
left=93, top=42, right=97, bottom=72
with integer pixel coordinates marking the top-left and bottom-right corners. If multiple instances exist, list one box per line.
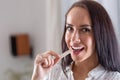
left=71, top=46, right=85, bottom=55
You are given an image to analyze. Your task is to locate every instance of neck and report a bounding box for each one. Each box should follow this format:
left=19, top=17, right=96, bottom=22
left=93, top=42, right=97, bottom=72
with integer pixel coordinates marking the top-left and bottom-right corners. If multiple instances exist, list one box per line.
left=72, top=53, right=99, bottom=79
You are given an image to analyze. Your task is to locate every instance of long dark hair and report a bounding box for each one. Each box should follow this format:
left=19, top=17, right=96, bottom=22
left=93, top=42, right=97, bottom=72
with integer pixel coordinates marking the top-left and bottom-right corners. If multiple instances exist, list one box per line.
left=61, top=0, right=120, bottom=77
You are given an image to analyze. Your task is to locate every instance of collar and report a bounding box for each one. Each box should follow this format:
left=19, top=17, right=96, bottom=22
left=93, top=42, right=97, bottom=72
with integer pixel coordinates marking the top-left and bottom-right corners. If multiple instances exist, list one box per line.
left=87, top=64, right=106, bottom=79
left=66, top=63, right=106, bottom=79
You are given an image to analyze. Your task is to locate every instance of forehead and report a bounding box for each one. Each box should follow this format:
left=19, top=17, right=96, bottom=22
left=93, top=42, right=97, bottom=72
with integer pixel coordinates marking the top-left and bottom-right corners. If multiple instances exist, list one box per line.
left=66, top=7, right=91, bottom=26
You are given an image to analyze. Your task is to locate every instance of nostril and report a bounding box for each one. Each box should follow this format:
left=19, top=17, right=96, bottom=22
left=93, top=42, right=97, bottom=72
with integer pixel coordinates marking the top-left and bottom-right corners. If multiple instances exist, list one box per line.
left=75, top=39, right=81, bottom=43
left=70, top=42, right=81, bottom=47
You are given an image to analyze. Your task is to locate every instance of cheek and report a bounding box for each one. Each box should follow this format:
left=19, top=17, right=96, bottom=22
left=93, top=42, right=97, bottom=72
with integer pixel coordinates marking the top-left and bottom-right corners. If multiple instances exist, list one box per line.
left=65, top=33, right=71, bottom=47
left=86, top=36, right=95, bottom=50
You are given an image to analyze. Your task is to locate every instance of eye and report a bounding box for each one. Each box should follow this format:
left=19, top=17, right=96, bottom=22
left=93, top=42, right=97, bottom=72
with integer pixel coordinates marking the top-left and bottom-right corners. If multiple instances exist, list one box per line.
left=66, top=26, right=73, bottom=32
left=81, top=28, right=91, bottom=32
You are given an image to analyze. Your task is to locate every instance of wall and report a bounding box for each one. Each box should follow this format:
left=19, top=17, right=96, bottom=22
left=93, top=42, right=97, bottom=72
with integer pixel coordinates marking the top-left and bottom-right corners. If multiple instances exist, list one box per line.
left=46, top=0, right=62, bottom=53
left=0, top=0, right=46, bottom=79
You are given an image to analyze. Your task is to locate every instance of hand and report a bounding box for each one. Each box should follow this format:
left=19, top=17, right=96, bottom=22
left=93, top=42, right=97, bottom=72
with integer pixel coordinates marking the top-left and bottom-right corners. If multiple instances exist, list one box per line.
left=31, top=51, right=60, bottom=80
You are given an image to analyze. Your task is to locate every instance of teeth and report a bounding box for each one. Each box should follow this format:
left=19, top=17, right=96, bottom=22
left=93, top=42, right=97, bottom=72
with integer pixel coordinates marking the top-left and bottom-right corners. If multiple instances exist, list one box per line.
left=72, top=46, right=83, bottom=50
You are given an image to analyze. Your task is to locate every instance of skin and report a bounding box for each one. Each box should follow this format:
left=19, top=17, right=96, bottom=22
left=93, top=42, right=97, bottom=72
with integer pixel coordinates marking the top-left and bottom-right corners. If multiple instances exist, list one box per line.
left=31, top=51, right=60, bottom=80
left=65, top=7, right=99, bottom=80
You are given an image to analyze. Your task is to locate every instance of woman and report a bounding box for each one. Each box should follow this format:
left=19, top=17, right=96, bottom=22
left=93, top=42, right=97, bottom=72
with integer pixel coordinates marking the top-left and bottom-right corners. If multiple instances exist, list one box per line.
left=31, top=0, right=120, bottom=80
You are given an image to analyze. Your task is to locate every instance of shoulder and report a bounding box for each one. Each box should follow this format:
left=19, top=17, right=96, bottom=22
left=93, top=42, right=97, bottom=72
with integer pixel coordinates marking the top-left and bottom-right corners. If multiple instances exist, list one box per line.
left=104, top=71, right=120, bottom=80
left=88, top=64, right=120, bottom=80
left=111, top=71, right=120, bottom=79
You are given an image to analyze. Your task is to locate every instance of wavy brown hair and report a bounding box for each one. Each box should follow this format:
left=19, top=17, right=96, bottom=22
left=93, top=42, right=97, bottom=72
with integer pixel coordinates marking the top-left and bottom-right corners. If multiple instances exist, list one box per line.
left=61, top=0, right=120, bottom=77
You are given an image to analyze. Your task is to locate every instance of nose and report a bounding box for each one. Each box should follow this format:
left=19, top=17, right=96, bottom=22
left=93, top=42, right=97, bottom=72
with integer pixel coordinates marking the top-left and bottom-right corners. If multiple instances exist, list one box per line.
left=71, top=31, right=81, bottom=43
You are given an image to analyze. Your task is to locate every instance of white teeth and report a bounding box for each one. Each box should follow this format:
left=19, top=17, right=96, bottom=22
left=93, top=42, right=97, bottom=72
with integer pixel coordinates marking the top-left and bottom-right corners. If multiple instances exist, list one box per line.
left=72, top=46, right=83, bottom=50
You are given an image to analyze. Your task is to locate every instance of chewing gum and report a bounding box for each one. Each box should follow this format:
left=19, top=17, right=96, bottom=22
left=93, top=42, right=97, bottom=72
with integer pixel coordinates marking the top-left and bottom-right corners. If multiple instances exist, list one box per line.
left=60, top=50, right=71, bottom=59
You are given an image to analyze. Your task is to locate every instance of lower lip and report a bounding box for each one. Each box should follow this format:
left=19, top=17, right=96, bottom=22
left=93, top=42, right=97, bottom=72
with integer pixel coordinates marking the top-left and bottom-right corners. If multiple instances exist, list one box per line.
left=73, top=49, right=84, bottom=55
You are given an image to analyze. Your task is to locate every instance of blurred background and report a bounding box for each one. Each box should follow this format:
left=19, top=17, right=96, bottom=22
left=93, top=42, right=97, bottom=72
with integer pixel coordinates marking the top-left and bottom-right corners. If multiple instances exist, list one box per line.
left=0, top=0, right=119, bottom=80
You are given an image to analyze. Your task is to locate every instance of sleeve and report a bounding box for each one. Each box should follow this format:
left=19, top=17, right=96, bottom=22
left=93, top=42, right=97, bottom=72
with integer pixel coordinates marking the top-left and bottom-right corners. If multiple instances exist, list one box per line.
left=43, top=64, right=63, bottom=80
left=113, top=72, right=120, bottom=80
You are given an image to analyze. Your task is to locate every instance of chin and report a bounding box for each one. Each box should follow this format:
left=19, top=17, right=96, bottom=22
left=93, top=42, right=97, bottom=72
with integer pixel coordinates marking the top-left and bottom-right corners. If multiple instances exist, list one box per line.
left=71, top=54, right=90, bottom=63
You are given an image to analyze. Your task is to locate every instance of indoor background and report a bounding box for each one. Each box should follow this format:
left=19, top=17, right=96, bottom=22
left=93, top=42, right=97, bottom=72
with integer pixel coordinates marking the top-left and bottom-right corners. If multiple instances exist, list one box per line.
left=0, top=0, right=119, bottom=80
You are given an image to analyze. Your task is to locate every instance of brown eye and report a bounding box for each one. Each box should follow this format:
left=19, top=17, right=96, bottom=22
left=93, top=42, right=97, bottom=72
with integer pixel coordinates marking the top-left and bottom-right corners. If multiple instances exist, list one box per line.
left=81, top=28, right=91, bottom=32
left=66, top=26, right=73, bottom=32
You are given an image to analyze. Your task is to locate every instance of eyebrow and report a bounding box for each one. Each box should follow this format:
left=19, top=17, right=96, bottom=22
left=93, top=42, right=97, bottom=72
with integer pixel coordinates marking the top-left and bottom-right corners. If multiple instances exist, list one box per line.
left=66, top=23, right=73, bottom=27
left=66, top=23, right=91, bottom=28
left=80, top=24, right=92, bottom=28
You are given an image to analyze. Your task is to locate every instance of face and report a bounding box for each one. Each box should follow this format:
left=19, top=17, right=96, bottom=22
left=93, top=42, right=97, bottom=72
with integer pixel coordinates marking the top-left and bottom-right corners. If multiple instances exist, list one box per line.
left=65, top=7, right=96, bottom=63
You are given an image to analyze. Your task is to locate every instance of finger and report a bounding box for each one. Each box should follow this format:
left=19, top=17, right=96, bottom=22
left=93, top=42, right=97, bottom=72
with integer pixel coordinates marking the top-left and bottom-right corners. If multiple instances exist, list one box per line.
left=40, top=58, right=49, bottom=68
left=41, top=55, right=57, bottom=68
left=39, top=54, right=52, bottom=67
left=47, top=55, right=52, bottom=66
left=47, top=51, right=61, bottom=65
left=47, top=51, right=60, bottom=59
left=35, top=55, right=42, bottom=64
left=54, top=57, right=60, bottom=65
left=47, top=55, right=55, bottom=66
left=50, top=57, right=54, bottom=66
left=35, top=51, right=61, bottom=67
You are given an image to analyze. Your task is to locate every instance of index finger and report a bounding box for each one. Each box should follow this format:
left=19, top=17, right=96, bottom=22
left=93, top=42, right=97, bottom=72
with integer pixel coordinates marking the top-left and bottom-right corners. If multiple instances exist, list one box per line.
left=46, top=51, right=60, bottom=58
left=46, top=51, right=60, bottom=64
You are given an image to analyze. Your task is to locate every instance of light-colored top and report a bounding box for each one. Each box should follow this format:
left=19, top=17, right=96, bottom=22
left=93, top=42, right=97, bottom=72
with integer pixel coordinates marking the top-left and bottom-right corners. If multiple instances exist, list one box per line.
left=45, top=63, right=120, bottom=80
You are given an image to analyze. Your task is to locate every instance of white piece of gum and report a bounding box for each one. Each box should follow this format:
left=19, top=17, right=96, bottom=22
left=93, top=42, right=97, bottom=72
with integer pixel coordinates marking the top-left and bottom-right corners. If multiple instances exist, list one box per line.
left=60, top=50, right=71, bottom=59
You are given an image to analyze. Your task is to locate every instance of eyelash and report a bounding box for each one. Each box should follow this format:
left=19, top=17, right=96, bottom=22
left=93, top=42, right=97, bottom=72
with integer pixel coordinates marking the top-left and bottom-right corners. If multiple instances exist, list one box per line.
left=66, top=26, right=91, bottom=33
left=81, top=28, right=91, bottom=32
left=66, top=26, right=73, bottom=32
